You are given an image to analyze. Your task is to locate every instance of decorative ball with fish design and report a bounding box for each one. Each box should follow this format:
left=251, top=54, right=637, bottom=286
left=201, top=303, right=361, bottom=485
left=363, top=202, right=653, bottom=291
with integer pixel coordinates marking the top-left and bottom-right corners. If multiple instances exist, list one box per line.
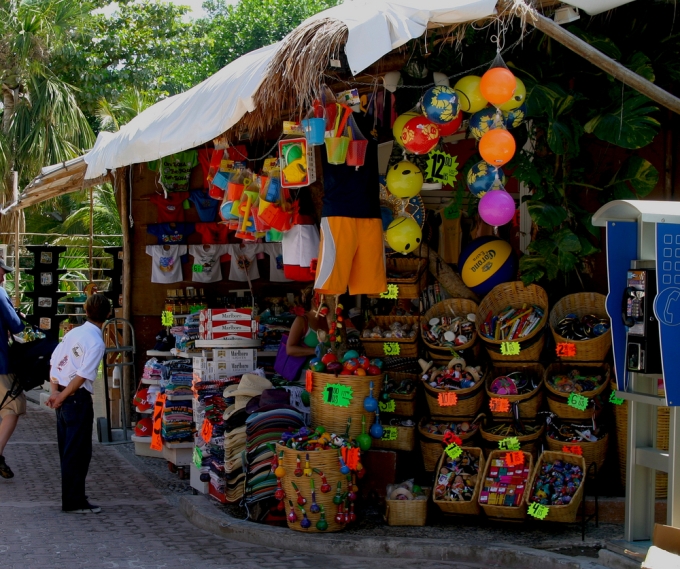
left=401, top=117, right=440, bottom=155
left=421, top=86, right=461, bottom=125
left=467, top=161, right=505, bottom=197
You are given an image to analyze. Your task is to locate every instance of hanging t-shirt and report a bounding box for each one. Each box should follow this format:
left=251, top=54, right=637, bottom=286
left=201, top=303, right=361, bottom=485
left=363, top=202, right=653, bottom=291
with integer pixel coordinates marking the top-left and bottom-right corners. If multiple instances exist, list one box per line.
left=263, top=243, right=291, bottom=282
left=147, top=223, right=195, bottom=244
left=148, top=150, right=198, bottom=193
left=197, top=148, right=214, bottom=189
left=195, top=222, right=230, bottom=244
left=188, top=245, right=229, bottom=283
left=189, top=190, right=219, bottom=222
left=149, top=192, right=189, bottom=223
left=224, top=244, right=264, bottom=282
left=146, top=245, right=187, bottom=284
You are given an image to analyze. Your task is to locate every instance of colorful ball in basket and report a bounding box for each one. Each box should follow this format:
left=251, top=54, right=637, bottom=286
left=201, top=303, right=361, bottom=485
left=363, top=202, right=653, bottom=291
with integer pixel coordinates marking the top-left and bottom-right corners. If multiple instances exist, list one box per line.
left=421, top=86, right=460, bottom=125
left=458, top=235, right=517, bottom=295
left=499, top=77, right=527, bottom=112
left=480, top=67, right=517, bottom=106
left=453, top=76, right=487, bottom=114
left=437, top=110, right=463, bottom=137
left=385, top=215, right=422, bottom=254
left=386, top=160, right=423, bottom=199
left=400, top=117, right=440, bottom=155
left=469, top=107, right=498, bottom=140
left=466, top=161, right=504, bottom=197
left=479, top=128, right=516, bottom=166
left=503, top=104, right=527, bottom=129
left=478, top=189, right=516, bottom=227
left=393, top=111, right=420, bottom=147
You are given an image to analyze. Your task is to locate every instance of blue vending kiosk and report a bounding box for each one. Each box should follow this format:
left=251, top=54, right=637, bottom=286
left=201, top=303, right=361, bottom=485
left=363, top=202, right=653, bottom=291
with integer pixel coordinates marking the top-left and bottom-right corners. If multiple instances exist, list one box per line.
left=593, top=200, right=679, bottom=541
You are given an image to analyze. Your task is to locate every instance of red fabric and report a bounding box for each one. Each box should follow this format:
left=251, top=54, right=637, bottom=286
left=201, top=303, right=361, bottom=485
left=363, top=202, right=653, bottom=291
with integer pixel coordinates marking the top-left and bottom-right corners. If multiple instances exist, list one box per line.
left=197, top=148, right=214, bottom=189
left=195, top=223, right=231, bottom=261
left=283, top=265, right=315, bottom=282
left=149, top=192, right=189, bottom=223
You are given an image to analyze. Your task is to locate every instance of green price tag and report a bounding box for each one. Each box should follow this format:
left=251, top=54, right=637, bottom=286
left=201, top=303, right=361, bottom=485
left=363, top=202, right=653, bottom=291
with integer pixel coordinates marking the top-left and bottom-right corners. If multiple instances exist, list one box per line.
left=500, top=341, right=521, bottom=356
left=161, top=311, right=174, bottom=327
left=609, top=391, right=624, bottom=405
left=498, top=437, right=521, bottom=451
left=378, top=400, right=396, bottom=413
left=567, top=393, right=590, bottom=411
left=444, top=443, right=462, bottom=460
left=383, top=342, right=401, bottom=356
left=192, top=447, right=203, bottom=469
left=192, top=264, right=203, bottom=273
left=379, top=284, right=399, bottom=299
left=426, top=150, right=459, bottom=184
left=322, top=383, right=353, bottom=407
left=528, top=502, right=550, bottom=520
left=381, top=427, right=398, bottom=441
left=449, top=348, right=461, bottom=357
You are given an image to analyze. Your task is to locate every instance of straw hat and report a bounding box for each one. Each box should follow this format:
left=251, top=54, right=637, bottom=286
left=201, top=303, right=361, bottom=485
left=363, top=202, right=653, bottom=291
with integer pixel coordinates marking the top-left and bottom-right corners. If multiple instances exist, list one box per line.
left=223, top=374, right=272, bottom=398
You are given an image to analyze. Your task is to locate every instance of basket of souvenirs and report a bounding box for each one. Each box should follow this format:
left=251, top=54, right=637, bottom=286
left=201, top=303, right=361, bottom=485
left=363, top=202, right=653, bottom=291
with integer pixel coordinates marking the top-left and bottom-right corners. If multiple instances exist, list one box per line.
left=421, top=357, right=486, bottom=419
left=368, top=257, right=428, bottom=299
left=478, top=450, right=533, bottom=520
left=545, top=418, right=608, bottom=473
left=418, top=416, right=483, bottom=471
left=486, top=363, right=545, bottom=420
left=385, top=480, right=430, bottom=526
left=543, top=363, right=609, bottom=421
left=480, top=421, right=545, bottom=460
left=372, top=418, right=416, bottom=451
left=361, top=316, right=419, bottom=358
left=421, top=299, right=479, bottom=360
left=433, top=446, right=485, bottom=515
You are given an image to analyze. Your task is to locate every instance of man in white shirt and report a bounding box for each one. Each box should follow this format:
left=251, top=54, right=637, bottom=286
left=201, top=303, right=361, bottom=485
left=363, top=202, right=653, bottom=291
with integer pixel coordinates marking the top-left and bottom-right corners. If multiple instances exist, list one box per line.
left=46, top=294, right=110, bottom=514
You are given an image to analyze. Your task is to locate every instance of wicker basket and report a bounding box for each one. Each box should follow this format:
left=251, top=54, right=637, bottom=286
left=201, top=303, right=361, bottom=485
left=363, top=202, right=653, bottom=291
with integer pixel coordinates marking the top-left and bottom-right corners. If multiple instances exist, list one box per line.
left=421, top=299, right=479, bottom=360
left=372, top=422, right=416, bottom=451
left=423, top=373, right=486, bottom=419
left=433, top=447, right=485, bottom=515
left=385, top=489, right=430, bottom=526
left=486, top=363, right=545, bottom=420
left=612, top=380, right=669, bottom=498
left=310, top=372, right=384, bottom=438
left=544, top=362, right=610, bottom=421
left=549, top=293, right=611, bottom=362
left=545, top=432, right=608, bottom=474
left=383, top=371, right=418, bottom=416
left=418, top=417, right=481, bottom=471
left=361, top=316, right=420, bottom=358
left=276, top=444, right=347, bottom=532
left=368, top=257, right=428, bottom=299
left=478, top=450, right=533, bottom=520
left=526, top=450, right=586, bottom=523
left=477, top=282, right=549, bottom=362
left=480, top=423, right=545, bottom=460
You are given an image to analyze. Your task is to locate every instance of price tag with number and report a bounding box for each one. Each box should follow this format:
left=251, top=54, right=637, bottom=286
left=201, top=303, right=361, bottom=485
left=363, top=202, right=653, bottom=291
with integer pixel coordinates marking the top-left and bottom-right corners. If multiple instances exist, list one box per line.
left=505, top=451, right=524, bottom=466
left=305, top=370, right=313, bottom=392
left=201, top=419, right=213, bottom=443
left=556, top=342, right=576, bottom=357
left=444, top=443, right=462, bottom=460
left=150, top=393, right=166, bottom=452
left=500, top=341, right=521, bottom=356
left=562, top=445, right=583, bottom=456
left=426, top=150, right=459, bottom=184
left=438, top=392, right=458, bottom=406
left=528, top=503, right=550, bottom=520
left=489, top=398, right=510, bottom=412
left=567, top=393, right=589, bottom=411
left=378, top=400, right=396, bottom=413
left=379, top=284, right=399, bottom=299
left=323, top=384, right=353, bottom=407
left=383, top=342, right=400, bottom=356
left=381, top=427, right=398, bottom=441
left=609, top=391, right=624, bottom=405
left=161, top=311, right=174, bottom=327
left=192, top=264, right=204, bottom=273
left=498, top=437, right=521, bottom=451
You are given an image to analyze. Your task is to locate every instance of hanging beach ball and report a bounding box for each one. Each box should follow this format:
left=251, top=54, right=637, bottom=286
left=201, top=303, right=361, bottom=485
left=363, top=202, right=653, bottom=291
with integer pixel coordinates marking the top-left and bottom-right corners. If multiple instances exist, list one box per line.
left=480, top=67, right=517, bottom=107
left=401, top=116, right=440, bottom=155
left=478, top=189, right=516, bottom=227
left=393, top=111, right=420, bottom=147
left=458, top=235, right=517, bottom=296
left=503, top=104, right=527, bottom=129
left=499, top=77, right=527, bottom=112
left=386, top=160, right=424, bottom=199
left=466, top=161, right=505, bottom=197
left=437, top=110, right=463, bottom=137
left=421, top=86, right=460, bottom=125
left=385, top=215, right=422, bottom=254
left=453, top=76, right=487, bottom=114
left=468, top=107, right=499, bottom=140
left=479, top=128, right=516, bottom=166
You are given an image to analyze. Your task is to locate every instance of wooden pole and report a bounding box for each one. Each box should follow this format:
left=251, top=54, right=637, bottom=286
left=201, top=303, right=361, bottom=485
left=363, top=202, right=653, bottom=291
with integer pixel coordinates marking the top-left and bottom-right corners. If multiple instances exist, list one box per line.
left=11, top=171, right=20, bottom=307
left=89, top=187, right=94, bottom=283
left=119, top=167, right=131, bottom=323
left=526, top=7, right=680, bottom=116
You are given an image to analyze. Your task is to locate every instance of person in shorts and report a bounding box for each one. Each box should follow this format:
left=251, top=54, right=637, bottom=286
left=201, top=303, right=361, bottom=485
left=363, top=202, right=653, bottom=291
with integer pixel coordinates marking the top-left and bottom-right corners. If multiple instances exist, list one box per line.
left=0, top=260, right=26, bottom=479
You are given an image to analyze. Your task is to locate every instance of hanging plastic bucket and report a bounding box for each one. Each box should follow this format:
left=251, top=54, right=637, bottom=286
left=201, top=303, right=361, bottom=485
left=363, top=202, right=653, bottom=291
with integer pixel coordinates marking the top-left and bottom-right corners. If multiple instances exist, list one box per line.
left=346, top=140, right=368, bottom=167
left=227, top=181, right=245, bottom=201
left=302, top=118, right=326, bottom=146
left=325, top=137, right=349, bottom=165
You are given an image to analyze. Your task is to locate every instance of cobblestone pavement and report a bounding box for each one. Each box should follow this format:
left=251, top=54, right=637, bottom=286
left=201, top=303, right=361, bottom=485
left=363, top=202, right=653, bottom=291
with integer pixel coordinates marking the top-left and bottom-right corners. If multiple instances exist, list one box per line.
left=0, top=401, right=497, bottom=569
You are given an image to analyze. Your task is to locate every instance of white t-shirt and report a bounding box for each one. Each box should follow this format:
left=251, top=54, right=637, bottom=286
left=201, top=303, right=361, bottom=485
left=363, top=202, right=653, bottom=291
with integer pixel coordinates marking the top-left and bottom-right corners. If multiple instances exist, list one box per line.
left=146, top=245, right=187, bottom=283
left=263, top=243, right=291, bottom=282
left=50, top=321, right=105, bottom=394
left=224, top=244, right=264, bottom=282
left=189, top=244, right=228, bottom=283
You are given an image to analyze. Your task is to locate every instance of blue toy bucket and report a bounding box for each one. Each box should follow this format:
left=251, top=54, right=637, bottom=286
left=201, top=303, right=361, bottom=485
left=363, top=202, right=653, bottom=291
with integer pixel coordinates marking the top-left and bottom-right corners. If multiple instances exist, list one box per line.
left=302, top=118, right=326, bottom=146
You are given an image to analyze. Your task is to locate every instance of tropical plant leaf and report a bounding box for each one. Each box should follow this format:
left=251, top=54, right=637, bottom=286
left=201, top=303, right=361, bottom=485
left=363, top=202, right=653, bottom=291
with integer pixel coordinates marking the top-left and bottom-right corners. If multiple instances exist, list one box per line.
left=584, top=94, right=660, bottom=149
left=548, top=119, right=576, bottom=155
left=554, top=227, right=582, bottom=253
left=518, top=255, right=546, bottom=285
left=527, top=201, right=568, bottom=230
left=568, top=27, right=622, bottom=60
left=527, top=238, right=557, bottom=257
left=578, top=236, right=600, bottom=257
left=558, top=250, right=579, bottom=273
left=626, top=52, right=655, bottom=82
left=606, top=155, right=660, bottom=199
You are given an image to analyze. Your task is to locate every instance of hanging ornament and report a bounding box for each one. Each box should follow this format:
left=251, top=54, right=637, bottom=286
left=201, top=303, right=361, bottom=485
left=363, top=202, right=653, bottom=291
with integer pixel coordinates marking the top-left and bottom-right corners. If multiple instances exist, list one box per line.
left=469, top=107, right=499, bottom=140
left=314, top=468, right=332, bottom=493
left=316, top=506, right=329, bottom=531
left=363, top=381, right=378, bottom=412
left=499, top=77, right=526, bottom=112
left=453, top=76, right=487, bottom=114
left=421, top=86, right=461, bottom=124
left=478, top=189, right=516, bottom=227
left=479, top=128, right=516, bottom=166
left=294, top=454, right=303, bottom=477
left=335, top=501, right=345, bottom=524
left=370, top=408, right=384, bottom=439
left=400, top=116, right=440, bottom=155
left=274, top=451, right=286, bottom=478
left=392, top=111, right=420, bottom=147
left=309, top=479, right=321, bottom=514
left=291, top=481, right=306, bottom=505
left=356, top=416, right=372, bottom=451
left=274, top=478, right=285, bottom=501
left=287, top=500, right=298, bottom=523
left=338, top=451, right=350, bottom=475
left=480, top=67, right=517, bottom=106
left=298, top=505, right=312, bottom=529
left=333, top=481, right=344, bottom=505
left=304, top=453, right=313, bottom=477
left=386, top=160, right=424, bottom=199
left=467, top=161, right=505, bottom=197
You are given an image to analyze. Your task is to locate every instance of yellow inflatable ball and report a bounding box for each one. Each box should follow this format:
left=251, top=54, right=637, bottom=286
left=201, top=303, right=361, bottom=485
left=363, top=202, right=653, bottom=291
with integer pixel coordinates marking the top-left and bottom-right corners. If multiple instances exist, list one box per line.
left=392, top=111, right=420, bottom=147
left=499, top=77, right=527, bottom=112
left=453, top=76, right=487, bottom=114
left=386, top=160, right=423, bottom=199
left=385, top=216, right=422, bottom=254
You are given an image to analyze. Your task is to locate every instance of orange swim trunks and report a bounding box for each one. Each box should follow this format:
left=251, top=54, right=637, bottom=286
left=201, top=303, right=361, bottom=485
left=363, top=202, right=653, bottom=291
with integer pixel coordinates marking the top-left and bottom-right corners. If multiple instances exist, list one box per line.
left=314, top=217, right=387, bottom=296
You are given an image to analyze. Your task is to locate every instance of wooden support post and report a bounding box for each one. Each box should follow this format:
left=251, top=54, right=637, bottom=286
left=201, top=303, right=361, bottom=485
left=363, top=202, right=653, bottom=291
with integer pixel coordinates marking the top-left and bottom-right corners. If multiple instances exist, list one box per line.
left=525, top=7, right=680, bottom=116
left=12, top=171, right=20, bottom=308
left=117, top=167, right=133, bottom=430
left=89, top=187, right=94, bottom=283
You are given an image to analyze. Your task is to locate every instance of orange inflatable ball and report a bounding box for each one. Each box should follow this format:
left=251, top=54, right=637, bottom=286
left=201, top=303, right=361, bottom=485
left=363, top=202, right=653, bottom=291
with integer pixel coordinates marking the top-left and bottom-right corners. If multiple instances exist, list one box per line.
left=392, top=111, right=420, bottom=147
left=480, top=67, right=517, bottom=107
left=479, top=128, right=516, bottom=167
left=453, top=76, right=487, bottom=114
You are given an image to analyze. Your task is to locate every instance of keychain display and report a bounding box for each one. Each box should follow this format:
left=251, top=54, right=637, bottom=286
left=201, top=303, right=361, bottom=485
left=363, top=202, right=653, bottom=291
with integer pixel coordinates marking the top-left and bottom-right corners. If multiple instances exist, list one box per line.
left=528, top=460, right=583, bottom=506
left=422, top=313, right=476, bottom=348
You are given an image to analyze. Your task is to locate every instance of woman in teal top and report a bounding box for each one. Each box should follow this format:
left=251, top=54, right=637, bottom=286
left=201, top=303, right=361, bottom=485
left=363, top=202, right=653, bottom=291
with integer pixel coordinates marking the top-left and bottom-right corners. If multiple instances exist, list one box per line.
left=286, top=286, right=328, bottom=358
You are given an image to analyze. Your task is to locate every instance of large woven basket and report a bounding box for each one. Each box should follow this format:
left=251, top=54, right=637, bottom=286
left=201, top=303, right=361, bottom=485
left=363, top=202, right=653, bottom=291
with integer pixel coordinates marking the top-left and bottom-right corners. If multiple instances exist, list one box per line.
left=385, top=489, right=430, bottom=526
left=383, top=371, right=418, bottom=416
left=372, top=423, right=416, bottom=451
left=486, top=362, right=545, bottom=420
left=549, top=293, right=611, bottom=362
left=421, top=299, right=479, bottom=360
left=480, top=423, right=545, bottom=460
left=433, top=447, right=485, bottom=515
left=612, top=381, right=669, bottom=498
left=418, top=417, right=480, bottom=471
left=545, top=432, right=609, bottom=474
left=362, top=316, right=420, bottom=358
left=477, top=282, right=549, bottom=362
left=276, top=444, right=347, bottom=532
left=423, top=372, right=486, bottom=419
left=309, top=372, right=384, bottom=438
left=544, top=362, right=610, bottom=421
left=526, top=450, right=586, bottom=523
left=368, top=257, right=427, bottom=299
left=478, top=450, right=533, bottom=520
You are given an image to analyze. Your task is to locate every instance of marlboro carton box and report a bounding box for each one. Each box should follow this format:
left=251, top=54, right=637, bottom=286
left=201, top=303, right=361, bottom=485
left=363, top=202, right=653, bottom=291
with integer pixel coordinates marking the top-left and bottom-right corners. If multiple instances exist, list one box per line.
left=208, top=320, right=257, bottom=334
left=199, top=308, right=252, bottom=322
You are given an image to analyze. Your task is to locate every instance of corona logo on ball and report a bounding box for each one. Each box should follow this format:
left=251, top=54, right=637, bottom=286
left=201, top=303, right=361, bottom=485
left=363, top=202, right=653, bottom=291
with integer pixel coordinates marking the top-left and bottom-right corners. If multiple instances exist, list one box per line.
left=458, top=236, right=517, bottom=295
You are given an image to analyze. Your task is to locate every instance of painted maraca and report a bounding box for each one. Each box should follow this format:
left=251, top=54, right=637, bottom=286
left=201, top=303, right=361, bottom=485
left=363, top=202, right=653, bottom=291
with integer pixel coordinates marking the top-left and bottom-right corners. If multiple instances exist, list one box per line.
left=370, top=408, right=384, bottom=439
left=309, top=479, right=320, bottom=514
left=316, top=505, right=329, bottom=531
left=364, top=381, right=378, bottom=412
left=356, top=416, right=372, bottom=451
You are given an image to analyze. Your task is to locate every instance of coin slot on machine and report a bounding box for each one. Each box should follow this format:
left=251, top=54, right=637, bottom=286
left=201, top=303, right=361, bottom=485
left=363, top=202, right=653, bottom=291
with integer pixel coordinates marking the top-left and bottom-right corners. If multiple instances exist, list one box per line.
left=623, top=266, right=661, bottom=374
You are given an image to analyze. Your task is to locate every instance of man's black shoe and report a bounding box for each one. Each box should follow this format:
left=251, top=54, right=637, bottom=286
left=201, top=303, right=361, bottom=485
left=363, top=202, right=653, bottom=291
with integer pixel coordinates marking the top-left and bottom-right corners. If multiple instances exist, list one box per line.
left=0, top=455, right=14, bottom=479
